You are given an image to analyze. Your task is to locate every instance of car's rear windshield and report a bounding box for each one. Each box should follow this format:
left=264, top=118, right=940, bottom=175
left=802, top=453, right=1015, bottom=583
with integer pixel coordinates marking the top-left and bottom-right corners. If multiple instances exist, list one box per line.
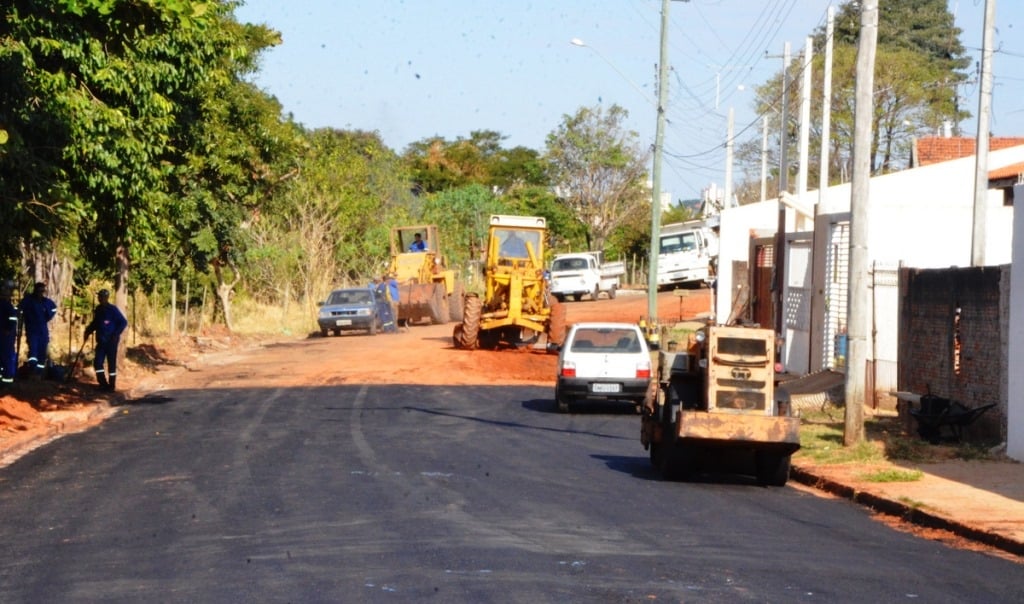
left=570, top=328, right=642, bottom=353
left=328, top=290, right=371, bottom=305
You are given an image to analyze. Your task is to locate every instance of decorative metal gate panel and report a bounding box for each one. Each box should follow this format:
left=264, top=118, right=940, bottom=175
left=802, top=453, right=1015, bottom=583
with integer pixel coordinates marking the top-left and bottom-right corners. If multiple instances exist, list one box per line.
left=823, top=221, right=850, bottom=370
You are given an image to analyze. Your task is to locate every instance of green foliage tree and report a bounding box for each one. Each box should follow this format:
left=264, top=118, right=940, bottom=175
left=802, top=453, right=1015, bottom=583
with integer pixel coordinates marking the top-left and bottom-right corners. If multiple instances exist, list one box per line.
left=420, top=184, right=507, bottom=269
left=0, top=0, right=301, bottom=331
left=739, top=0, right=970, bottom=191
left=256, top=128, right=413, bottom=312
left=403, top=129, right=549, bottom=196
left=544, top=104, right=649, bottom=252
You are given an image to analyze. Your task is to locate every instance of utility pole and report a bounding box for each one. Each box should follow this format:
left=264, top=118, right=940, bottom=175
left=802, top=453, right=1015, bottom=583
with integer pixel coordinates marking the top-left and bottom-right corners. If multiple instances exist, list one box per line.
left=798, top=37, right=813, bottom=199
left=845, top=2, right=879, bottom=446
left=761, top=116, right=768, bottom=202
left=774, top=42, right=791, bottom=345
left=972, top=0, right=997, bottom=267
left=724, top=107, right=734, bottom=210
left=647, top=0, right=671, bottom=327
left=819, top=7, right=834, bottom=205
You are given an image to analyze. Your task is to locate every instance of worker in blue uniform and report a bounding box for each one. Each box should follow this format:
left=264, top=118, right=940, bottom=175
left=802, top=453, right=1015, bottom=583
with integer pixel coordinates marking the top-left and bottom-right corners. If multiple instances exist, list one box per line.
left=18, top=282, right=57, bottom=378
left=0, top=281, right=17, bottom=385
left=83, top=289, right=128, bottom=391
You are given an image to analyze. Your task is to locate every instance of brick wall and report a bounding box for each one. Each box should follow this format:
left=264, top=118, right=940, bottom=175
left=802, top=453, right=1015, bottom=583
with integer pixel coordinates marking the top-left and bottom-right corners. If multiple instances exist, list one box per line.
left=898, top=266, right=1008, bottom=441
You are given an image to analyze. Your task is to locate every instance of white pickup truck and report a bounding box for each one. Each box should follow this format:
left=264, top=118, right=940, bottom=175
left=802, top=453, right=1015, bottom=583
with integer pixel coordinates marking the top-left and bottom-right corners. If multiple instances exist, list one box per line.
left=549, top=252, right=626, bottom=302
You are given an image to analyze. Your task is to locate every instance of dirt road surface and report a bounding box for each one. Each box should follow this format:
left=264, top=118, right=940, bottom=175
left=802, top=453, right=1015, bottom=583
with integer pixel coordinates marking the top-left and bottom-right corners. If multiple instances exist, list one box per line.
left=0, top=288, right=707, bottom=446
left=4, top=286, right=1022, bottom=561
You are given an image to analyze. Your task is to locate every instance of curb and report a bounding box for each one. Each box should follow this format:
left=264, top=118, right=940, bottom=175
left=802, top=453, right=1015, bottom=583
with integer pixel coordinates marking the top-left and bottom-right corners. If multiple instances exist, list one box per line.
left=0, top=402, right=115, bottom=469
left=790, top=466, right=1024, bottom=558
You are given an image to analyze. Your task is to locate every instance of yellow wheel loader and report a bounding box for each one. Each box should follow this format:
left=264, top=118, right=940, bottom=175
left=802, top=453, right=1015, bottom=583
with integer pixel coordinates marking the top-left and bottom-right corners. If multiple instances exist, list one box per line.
left=452, top=215, right=566, bottom=349
left=387, top=225, right=464, bottom=326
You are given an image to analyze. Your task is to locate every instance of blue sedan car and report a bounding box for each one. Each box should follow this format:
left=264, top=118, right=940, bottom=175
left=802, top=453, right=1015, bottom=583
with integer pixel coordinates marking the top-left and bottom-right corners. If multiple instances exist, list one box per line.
left=317, top=288, right=389, bottom=336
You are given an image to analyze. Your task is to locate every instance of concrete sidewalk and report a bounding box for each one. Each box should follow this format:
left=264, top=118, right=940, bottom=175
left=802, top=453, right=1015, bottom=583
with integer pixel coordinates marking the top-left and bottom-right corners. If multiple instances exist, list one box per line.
left=792, top=459, right=1024, bottom=558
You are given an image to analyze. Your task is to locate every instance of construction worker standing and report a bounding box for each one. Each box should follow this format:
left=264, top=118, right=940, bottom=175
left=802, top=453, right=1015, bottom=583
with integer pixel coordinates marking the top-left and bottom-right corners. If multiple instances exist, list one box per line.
left=1, top=281, right=17, bottom=386
left=83, top=289, right=128, bottom=391
left=18, top=282, right=57, bottom=378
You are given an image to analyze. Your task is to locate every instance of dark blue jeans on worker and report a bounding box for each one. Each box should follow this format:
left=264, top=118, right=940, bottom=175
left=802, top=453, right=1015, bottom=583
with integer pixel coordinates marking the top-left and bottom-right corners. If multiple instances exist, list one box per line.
left=1, top=333, right=15, bottom=384
left=94, top=335, right=120, bottom=386
left=25, top=330, right=48, bottom=374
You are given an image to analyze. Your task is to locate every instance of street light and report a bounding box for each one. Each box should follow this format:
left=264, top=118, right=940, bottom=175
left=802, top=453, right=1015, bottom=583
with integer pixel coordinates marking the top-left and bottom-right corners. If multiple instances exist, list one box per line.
left=569, top=38, right=656, bottom=107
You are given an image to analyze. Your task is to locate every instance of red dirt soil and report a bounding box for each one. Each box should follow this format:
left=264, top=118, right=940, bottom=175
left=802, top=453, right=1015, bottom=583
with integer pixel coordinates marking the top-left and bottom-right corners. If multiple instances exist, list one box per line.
left=1, top=288, right=710, bottom=437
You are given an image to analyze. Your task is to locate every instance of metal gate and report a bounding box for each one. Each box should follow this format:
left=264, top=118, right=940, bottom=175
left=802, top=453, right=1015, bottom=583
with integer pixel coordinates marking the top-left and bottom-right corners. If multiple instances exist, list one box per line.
left=750, top=238, right=774, bottom=328
left=823, top=220, right=849, bottom=370
left=783, top=235, right=813, bottom=374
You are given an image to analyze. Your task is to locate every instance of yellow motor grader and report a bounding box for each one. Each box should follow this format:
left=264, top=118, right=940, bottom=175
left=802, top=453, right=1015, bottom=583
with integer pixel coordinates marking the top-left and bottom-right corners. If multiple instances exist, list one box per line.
left=387, top=225, right=464, bottom=326
left=453, top=214, right=566, bottom=349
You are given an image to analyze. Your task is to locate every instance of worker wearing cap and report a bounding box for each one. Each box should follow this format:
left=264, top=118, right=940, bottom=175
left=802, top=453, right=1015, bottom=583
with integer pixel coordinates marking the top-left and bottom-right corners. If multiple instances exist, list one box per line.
left=83, top=289, right=128, bottom=391
left=17, top=281, right=57, bottom=377
left=0, top=281, right=17, bottom=385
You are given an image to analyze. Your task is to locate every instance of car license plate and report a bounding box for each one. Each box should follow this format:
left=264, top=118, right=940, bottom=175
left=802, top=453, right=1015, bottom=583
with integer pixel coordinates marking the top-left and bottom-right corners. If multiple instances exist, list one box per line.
left=592, top=383, right=621, bottom=394
left=335, top=319, right=352, bottom=326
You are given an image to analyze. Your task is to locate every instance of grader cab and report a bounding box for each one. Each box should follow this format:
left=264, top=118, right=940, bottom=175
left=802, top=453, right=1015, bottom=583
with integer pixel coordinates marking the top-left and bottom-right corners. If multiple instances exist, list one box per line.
left=453, top=215, right=566, bottom=349
left=388, top=225, right=464, bottom=326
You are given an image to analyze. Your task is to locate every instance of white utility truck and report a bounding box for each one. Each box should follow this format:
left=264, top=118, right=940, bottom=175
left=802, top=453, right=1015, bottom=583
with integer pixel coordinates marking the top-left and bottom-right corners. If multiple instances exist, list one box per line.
left=549, top=251, right=625, bottom=302
left=656, top=218, right=718, bottom=289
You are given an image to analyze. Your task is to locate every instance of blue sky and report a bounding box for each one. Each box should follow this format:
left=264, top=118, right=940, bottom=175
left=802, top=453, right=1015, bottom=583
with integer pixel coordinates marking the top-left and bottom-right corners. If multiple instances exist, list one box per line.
left=234, top=0, right=1024, bottom=204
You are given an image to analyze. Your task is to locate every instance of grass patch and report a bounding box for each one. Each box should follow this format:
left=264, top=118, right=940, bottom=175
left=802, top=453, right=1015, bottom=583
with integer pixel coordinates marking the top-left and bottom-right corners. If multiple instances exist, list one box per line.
left=897, top=496, right=926, bottom=509
left=859, top=468, right=924, bottom=483
left=796, top=409, right=1003, bottom=465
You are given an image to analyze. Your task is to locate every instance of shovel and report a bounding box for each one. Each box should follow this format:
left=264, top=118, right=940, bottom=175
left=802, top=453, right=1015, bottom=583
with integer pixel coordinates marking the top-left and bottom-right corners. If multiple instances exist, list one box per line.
left=65, top=343, right=88, bottom=383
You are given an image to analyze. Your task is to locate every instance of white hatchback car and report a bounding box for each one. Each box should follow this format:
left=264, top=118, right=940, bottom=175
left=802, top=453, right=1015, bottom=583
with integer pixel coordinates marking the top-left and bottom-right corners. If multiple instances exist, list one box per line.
left=555, top=322, right=652, bottom=413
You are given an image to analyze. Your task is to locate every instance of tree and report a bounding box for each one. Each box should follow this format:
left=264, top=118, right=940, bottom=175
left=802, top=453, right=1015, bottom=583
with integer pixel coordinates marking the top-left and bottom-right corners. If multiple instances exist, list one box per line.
left=403, top=130, right=547, bottom=195
left=0, top=0, right=294, bottom=326
left=544, top=104, right=649, bottom=251
left=420, top=184, right=508, bottom=268
left=739, top=0, right=970, bottom=190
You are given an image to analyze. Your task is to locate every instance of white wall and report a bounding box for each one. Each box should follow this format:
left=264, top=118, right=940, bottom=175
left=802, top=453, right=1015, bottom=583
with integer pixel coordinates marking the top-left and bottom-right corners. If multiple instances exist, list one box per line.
left=716, top=200, right=781, bottom=322
left=716, top=145, right=1024, bottom=384
left=1008, top=183, right=1024, bottom=461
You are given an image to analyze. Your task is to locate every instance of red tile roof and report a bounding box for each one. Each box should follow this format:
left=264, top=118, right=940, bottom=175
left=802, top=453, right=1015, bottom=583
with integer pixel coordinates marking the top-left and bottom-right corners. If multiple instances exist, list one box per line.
left=916, top=137, right=1024, bottom=166
left=989, top=161, right=1024, bottom=181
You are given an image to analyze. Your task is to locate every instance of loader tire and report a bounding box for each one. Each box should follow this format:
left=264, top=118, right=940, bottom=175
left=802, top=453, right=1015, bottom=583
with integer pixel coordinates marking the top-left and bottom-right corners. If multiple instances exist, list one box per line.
left=449, top=282, right=465, bottom=322
left=547, top=301, right=567, bottom=347
left=458, top=294, right=482, bottom=349
left=608, top=285, right=617, bottom=299
left=660, top=441, right=697, bottom=482
left=755, top=452, right=791, bottom=487
left=428, top=285, right=447, bottom=325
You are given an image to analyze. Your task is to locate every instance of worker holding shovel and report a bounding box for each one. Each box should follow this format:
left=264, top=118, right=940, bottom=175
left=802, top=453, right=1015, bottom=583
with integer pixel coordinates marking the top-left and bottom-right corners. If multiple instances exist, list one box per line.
left=83, top=289, right=128, bottom=391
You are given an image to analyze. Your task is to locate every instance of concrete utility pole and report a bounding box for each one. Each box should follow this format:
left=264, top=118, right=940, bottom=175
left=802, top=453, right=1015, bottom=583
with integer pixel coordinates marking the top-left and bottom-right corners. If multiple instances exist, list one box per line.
left=774, top=42, right=791, bottom=341
left=647, top=0, right=671, bottom=326
left=724, top=107, right=734, bottom=209
left=798, top=37, right=813, bottom=199
left=971, top=0, right=997, bottom=267
left=819, top=7, right=834, bottom=205
left=845, top=2, right=879, bottom=446
left=761, top=116, right=769, bottom=202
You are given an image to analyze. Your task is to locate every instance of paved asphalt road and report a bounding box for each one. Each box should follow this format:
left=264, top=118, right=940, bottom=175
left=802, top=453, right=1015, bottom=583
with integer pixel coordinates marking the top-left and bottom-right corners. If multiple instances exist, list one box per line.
left=2, top=378, right=1023, bottom=602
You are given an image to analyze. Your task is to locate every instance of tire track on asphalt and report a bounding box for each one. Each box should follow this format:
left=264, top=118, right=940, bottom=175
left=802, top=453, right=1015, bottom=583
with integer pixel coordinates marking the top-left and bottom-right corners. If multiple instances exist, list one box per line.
left=346, top=383, right=635, bottom=557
